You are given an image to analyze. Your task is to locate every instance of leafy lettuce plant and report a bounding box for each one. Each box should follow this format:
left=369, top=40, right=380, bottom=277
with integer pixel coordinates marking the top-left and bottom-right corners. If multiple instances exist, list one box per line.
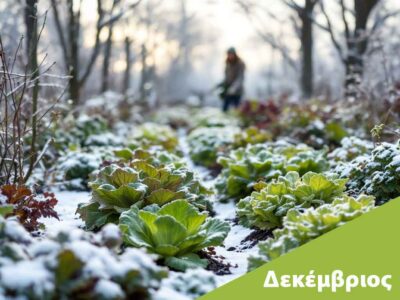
left=113, top=147, right=185, bottom=169
left=131, top=122, right=179, bottom=153
left=119, top=200, right=230, bottom=271
left=215, top=142, right=329, bottom=201
left=335, top=141, right=400, bottom=205
left=190, top=107, right=240, bottom=128
left=248, top=195, right=375, bottom=271
left=77, top=159, right=211, bottom=230
left=236, top=172, right=348, bottom=230
left=187, top=126, right=240, bottom=168
left=232, top=126, right=272, bottom=149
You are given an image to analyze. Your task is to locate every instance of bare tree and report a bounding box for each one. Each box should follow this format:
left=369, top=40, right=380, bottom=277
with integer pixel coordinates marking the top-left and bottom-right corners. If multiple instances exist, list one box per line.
left=101, top=0, right=119, bottom=93
left=237, top=0, right=319, bottom=98
left=122, top=36, right=133, bottom=94
left=316, top=0, right=399, bottom=98
left=24, top=0, right=40, bottom=180
left=100, top=0, right=142, bottom=93
left=51, top=0, right=106, bottom=105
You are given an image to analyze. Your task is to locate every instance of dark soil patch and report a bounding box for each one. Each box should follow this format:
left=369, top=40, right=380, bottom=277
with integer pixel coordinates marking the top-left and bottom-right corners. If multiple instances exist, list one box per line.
left=240, top=228, right=274, bottom=249
left=229, top=217, right=239, bottom=225
left=208, top=164, right=222, bottom=177
left=199, top=247, right=237, bottom=275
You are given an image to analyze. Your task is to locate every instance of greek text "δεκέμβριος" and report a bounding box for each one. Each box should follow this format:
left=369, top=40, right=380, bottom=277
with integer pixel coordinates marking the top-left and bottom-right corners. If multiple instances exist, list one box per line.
left=263, top=270, right=392, bottom=292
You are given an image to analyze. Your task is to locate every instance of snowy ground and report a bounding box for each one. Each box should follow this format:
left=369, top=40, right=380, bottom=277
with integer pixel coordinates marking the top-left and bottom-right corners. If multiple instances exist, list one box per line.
left=40, top=129, right=256, bottom=287
left=41, top=191, right=87, bottom=235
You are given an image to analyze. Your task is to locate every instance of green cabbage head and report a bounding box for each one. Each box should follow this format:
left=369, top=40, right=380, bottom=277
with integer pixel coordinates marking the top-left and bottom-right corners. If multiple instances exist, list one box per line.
left=119, top=200, right=230, bottom=271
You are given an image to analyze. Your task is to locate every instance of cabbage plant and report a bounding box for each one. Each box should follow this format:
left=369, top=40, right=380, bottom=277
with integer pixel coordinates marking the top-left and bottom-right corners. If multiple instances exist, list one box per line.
left=232, top=126, right=272, bottom=149
left=119, top=200, right=230, bottom=271
left=187, top=126, right=240, bottom=168
left=131, top=122, right=179, bottom=153
left=237, top=171, right=348, bottom=230
left=248, top=195, right=375, bottom=270
left=77, top=159, right=211, bottom=230
left=215, top=142, right=329, bottom=201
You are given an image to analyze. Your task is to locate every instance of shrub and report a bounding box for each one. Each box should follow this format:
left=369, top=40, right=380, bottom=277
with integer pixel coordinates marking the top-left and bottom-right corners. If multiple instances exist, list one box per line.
left=336, top=141, right=400, bottom=205
left=248, top=195, right=375, bottom=271
left=328, top=137, right=373, bottom=164
left=237, top=172, right=347, bottom=230
left=119, top=200, right=230, bottom=271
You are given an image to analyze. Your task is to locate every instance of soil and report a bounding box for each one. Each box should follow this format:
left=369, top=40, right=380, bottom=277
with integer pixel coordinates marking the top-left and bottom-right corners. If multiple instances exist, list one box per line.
left=199, top=247, right=237, bottom=275
left=240, top=228, right=274, bottom=249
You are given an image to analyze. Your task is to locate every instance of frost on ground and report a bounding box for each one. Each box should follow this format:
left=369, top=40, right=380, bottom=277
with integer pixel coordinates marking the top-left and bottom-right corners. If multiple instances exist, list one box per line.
left=212, top=202, right=256, bottom=286
left=41, top=191, right=89, bottom=235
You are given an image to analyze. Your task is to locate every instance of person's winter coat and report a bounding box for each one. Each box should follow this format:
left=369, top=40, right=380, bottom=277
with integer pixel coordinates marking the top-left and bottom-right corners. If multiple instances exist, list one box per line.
left=223, top=58, right=245, bottom=96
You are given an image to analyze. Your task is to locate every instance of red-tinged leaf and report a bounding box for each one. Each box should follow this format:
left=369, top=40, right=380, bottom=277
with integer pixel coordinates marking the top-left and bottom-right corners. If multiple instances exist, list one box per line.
left=1, top=184, right=59, bottom=231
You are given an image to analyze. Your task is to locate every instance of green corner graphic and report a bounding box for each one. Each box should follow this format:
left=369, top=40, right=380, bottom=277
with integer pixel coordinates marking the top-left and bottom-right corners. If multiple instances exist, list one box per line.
left=200, top=198, right=400, bottom=300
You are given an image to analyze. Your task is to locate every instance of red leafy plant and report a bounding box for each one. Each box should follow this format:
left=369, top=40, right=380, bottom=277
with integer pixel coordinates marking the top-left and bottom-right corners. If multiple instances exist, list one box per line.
left=239, top=99, right=281, bottom=130
left=0, top=185, right=59, bottom=231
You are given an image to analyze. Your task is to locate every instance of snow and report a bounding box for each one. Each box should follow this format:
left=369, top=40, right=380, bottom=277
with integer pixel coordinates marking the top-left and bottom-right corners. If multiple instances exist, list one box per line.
left=4, top=220, right=32, bottom=244
left=213, top=213, right=256, bottom=285
left=155, top=269, right=217, bottom=299
left=40, top=191, right=90, bottom=235
left=0, top=194, right=7, bottom=205
left=29, top=240, right=60, bottom=257
left=94, top=279, right=124, bottom=299
left=0, top=260, right=54, bottom=296
left=101, top=224, right=121, bottom=246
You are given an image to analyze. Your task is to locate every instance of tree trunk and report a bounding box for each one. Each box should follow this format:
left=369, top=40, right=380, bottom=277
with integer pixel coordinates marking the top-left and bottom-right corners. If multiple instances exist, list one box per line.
left=345, top=0, right=379, bottom=98
left=24, top=0, right=39, bottom=182
left=140, top=44, right=148, bottom=102
left=352, top=0, right=379, bottom=76
left=123, top=37, right=132, bottom=95
left=101, top=25, right=114, bottom=93
left=300, top=0, right=315, bottom=99
left=67, top=0, right=81, bottom=105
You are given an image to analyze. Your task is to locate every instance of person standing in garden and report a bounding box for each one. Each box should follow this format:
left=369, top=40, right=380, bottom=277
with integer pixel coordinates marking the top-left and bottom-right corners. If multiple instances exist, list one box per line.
left=217, top=47, right=246, bottom=112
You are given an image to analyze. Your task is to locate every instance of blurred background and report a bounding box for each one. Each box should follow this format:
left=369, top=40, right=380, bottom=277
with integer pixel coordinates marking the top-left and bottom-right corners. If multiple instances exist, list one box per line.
left=1, top=0, right=400, bottom=107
